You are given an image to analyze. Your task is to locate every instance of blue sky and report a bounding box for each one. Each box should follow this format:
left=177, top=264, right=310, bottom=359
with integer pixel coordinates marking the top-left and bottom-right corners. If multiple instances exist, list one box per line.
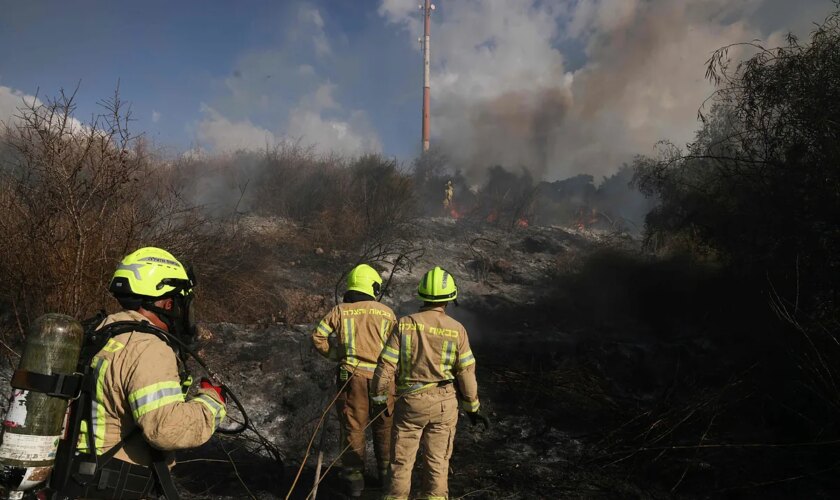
left=1, top=0, right=835, bottom=177
left=0, top=0, right=421, bottom=157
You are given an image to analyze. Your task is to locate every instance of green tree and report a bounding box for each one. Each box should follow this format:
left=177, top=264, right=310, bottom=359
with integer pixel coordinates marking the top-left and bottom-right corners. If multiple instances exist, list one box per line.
left=634, top=8, right=840, bottom=413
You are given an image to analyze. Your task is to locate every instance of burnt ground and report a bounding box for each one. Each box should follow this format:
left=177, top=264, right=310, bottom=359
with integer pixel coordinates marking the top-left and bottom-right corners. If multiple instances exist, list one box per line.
left=170, top=219, right=700, bottom=499
left=5, top=218, right=836, bottom=499
left=166, top=219, right=639, bottom=499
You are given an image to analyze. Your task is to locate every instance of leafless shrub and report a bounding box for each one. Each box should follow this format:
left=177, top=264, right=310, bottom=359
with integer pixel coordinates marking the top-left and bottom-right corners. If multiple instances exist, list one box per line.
left=254, top=148, right=417, bottom=259
left=0, top=87, right=205, bottom=337
left=468, top=238, right=499, bottom=283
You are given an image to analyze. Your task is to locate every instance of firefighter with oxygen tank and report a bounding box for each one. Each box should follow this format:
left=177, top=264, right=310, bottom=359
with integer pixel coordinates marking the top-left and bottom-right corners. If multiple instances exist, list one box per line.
left=0, top=247, right=227, bottom=499
left=0, top=314, right=84, bottom=496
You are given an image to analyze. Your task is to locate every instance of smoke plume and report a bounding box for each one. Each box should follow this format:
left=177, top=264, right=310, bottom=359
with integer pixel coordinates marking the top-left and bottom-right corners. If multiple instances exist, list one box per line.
left=381, top=0, right=834, bottom=180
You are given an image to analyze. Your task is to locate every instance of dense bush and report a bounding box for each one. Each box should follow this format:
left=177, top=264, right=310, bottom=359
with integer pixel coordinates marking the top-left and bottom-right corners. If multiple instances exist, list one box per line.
left=634, top=8, right=840, bottom=420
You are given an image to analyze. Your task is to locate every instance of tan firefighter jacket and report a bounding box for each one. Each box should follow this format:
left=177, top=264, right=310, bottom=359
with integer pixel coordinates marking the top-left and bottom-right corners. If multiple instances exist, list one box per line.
left=312, top=300, right=397, bottom=379
left=77, top=310, right=226, bottom=466
left=371, top=305, right=480, bottom=412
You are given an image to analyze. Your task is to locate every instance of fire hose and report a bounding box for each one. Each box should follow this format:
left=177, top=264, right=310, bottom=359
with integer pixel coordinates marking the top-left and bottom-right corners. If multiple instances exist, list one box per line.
left=163, top=331, right=249, bottom=435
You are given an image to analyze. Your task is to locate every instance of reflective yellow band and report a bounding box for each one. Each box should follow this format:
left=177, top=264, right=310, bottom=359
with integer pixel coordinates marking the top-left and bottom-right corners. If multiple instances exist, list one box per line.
left=344, top=318, right=356, bottom=359
left=128, top=380, right=185, bottom=420
left=460, top=399, right=480, bottom=412
left=90, top=357, right=109, bottom=454
left=379, top=319, right=391, bottom=347
left=441, top=340, right=456, bottom=378
left=316, top=321, right=333, bottom=337
left=398, top=381, right=436, bottom=395
left=381, top=345, right=399, bottom=363
left=458, top=351, right=475, bottom=369
left=194, top=393, right=227, bottom=430
left=346, top=357, right=377, bottom=372
left=399, top=333, right=412, bottom=385
left=371, top=394, right=388, bottom=405
left=77, top=420, right=90, bottom=453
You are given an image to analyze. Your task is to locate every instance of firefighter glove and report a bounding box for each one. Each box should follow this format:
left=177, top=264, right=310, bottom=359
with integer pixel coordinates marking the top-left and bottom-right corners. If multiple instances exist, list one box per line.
left=199, top=378, right=226, bottom=403
left=370, top=395, right=388, bottom=420
left=466, top=411, right=490, bottom=430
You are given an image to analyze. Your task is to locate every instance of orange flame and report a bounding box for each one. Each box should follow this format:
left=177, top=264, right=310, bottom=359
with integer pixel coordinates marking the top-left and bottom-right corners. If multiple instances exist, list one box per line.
left=516, top=218, right=529, bottom=228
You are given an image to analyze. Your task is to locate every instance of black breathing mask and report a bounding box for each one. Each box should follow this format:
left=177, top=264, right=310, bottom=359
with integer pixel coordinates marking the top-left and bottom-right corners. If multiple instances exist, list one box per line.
left=152, top=264, right=198, bottom=348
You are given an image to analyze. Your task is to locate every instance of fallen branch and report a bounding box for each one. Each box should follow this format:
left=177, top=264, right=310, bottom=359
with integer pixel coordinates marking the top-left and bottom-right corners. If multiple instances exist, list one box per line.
left=286, top=367, right=357, bottom=500
left=220, top=440, right=257, bottom=500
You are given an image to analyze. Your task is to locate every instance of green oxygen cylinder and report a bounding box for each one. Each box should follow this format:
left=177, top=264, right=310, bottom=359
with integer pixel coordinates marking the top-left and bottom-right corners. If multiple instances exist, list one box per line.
left=0, top=314, right=83, bottom=496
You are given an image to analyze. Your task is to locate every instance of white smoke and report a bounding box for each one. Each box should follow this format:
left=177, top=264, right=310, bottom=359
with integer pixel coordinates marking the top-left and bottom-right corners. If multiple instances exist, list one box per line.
left=0, top=85, right=46, bottom=128
left=0, top=83, right=91, bottom=136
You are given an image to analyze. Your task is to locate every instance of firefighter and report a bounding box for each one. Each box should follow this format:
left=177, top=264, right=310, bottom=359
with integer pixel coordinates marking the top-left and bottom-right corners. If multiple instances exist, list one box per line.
left=311, top=264, right=397, bottom=496
left=443, top=180, right=454, bottom=212
left=63, top=247, right=227, bottom=499
left=371, top=267, right=488, bottom=500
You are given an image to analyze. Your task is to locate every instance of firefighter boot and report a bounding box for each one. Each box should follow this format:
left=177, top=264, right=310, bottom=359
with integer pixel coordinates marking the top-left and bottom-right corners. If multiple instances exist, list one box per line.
left=339, top=468, right=364, bottom=497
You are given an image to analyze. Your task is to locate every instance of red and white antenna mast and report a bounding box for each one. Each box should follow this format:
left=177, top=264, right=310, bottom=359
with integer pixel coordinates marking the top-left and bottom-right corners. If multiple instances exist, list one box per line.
left=419, top=0, right=435, bottom=152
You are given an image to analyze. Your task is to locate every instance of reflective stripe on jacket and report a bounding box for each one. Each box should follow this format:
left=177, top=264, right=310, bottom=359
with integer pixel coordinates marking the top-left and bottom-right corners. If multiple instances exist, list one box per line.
left=311, top=300, right=396, bottom=379
left=371, top=305, right=480, bottom=412
left=77, top=310, right=226, bottom=466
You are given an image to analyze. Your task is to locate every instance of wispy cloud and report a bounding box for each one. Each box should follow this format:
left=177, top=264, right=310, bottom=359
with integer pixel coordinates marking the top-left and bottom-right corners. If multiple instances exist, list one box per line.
left=196, top=103, right=274, bottom=152
left=0, top=83, right=87, bottom=134
left=299, top=4, right=332, bottom=58
left=0, top=84, right=40, bottom=126
left=194, top=4, right=381, bottom=156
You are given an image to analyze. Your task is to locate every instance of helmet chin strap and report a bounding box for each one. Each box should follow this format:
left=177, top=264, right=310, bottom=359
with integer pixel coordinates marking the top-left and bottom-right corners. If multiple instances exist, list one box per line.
left=142, top=300, right=178, bottom=333
left=145, top=294, right=197, bottom=346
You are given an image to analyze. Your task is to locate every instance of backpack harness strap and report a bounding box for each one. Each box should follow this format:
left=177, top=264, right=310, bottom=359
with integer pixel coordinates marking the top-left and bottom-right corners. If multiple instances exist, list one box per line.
left=10, top=369, right=84, bottom=399
left=10, top=318, right=177, bottom=400
left=48, top=317, right=184, bottom=500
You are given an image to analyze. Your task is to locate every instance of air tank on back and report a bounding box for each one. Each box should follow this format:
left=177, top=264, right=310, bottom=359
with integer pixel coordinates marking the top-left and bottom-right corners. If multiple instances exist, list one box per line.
left=0, top=314, right=83, bottom=498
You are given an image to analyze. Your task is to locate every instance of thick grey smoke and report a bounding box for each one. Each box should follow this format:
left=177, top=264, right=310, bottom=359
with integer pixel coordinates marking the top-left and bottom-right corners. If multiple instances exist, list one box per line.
left=457, top=87, right=571, bottom=179
left=381, top=0, right=835, bottom=181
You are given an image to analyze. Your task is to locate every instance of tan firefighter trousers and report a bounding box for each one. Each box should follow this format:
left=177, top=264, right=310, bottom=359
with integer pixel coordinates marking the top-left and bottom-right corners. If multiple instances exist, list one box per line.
left=337, top=373, right=394, bottom=473
left=386, top=384, right=458, bottom=500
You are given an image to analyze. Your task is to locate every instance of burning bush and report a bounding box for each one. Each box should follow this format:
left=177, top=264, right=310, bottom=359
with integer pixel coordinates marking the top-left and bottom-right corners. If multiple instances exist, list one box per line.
left=474, top=166, right=536, bottom=228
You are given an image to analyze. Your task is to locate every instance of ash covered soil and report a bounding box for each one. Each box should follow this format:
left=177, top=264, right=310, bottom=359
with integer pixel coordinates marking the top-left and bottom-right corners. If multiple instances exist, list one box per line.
left=172, top=219, right=707, bottom=499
